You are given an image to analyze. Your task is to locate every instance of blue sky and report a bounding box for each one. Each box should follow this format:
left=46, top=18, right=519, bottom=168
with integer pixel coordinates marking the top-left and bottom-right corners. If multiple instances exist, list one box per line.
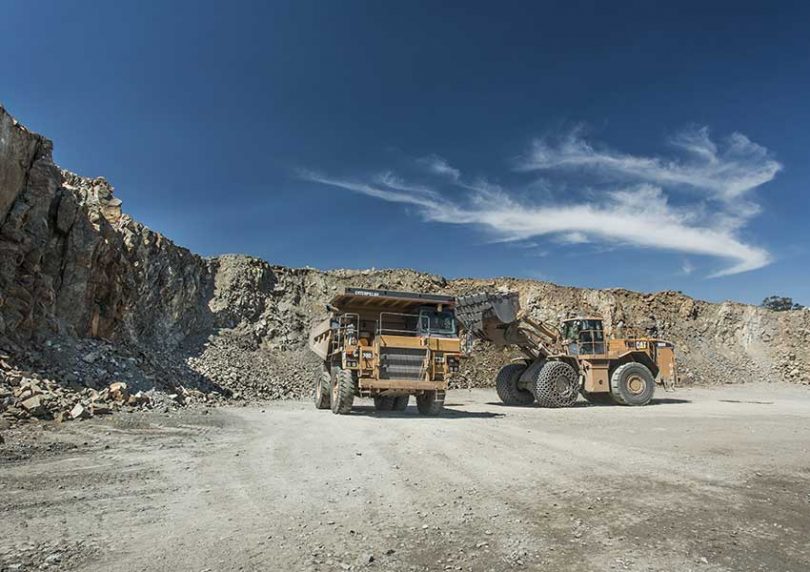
left=3, top=1, right=808, bottom=305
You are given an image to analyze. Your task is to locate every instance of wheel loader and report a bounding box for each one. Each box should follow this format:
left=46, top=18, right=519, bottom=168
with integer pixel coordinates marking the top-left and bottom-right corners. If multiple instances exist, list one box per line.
left=308, top=288, right=462, bottom=415
left=455, top=291, right=677, bottom=407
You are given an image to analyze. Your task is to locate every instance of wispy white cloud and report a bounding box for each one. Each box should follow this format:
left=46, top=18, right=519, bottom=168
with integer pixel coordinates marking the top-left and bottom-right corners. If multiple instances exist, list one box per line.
left=520, top=126, right=781, bottom=201
left=299, top=170, right=447, bottom=210
left=681, top=258, right=695, bottom=276
left=301, top=127, right=779, bottom=277
left=417, top=154, right=460, bottom=181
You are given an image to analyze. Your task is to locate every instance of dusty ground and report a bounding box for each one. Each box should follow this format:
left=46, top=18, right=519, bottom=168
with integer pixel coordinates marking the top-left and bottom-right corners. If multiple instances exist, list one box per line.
left=2, top=385, right=810, bottom=572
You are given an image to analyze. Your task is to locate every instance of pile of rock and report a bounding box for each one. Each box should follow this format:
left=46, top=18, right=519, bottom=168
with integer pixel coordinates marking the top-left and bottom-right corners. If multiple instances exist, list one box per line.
left=186, top=332, right=322, bottom=401
left=0, top=355, right=169, bottom=428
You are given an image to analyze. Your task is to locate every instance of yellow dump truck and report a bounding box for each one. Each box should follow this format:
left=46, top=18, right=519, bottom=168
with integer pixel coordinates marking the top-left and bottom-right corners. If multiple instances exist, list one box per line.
left=308, top=288, right=462, bottom=415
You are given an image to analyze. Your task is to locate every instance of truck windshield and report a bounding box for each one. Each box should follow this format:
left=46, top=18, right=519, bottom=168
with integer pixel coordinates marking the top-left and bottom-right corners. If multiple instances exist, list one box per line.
left=419, top=310, right=456, bottom=336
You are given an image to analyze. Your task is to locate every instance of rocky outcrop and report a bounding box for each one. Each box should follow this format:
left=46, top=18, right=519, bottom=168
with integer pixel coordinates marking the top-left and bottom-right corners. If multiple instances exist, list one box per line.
left=0, top=107, right=211, bottom=348
left=0, top=105, right=808, bottom=427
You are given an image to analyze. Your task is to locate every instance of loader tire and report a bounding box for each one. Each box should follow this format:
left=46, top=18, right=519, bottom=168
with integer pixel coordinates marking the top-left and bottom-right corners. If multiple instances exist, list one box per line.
left=331, top=367, right=356, bottom=415
left=581, top=389, right=614, bottom=405
left=374, top=396, right=394, bottom=411
left=416, top=391, right=444, bottom=416
left=495, top=363, right=534, bottom=406
left=610, top=362, right=655, bottom=406
left=392, top=395, right=409, bottom=411
left=533, top=361, right=579, bottom=408
left=314, top=367, right=332, bottom=409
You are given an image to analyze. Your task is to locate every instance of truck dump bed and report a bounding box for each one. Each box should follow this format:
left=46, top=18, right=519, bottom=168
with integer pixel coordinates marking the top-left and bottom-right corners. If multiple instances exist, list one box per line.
left=308, top=287, right=457, bottom=361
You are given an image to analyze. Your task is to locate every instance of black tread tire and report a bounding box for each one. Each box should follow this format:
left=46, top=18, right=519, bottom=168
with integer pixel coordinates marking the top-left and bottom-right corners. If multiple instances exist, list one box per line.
left=610, top=362, right=655, bottom=406
left=392, top=395, right=409, bottom=411
left=374, top=396, right=394, bottom=411
left=533, top=361, right=579, bottom=408
left=330, top=368, right=356, bottom=415
left=416, top=391, right=444, bottom=416
left=495, top=363, right=535, bottom=406
left=581, top=390, right=614, bottom=405
left=314, top=367, right=332, bottom=409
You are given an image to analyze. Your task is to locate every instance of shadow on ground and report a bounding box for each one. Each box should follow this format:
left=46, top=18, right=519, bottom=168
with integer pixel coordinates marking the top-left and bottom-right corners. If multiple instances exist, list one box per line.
left=485, top=397, right=691, bottom=408
left=349, top=405, right=503, bottom=419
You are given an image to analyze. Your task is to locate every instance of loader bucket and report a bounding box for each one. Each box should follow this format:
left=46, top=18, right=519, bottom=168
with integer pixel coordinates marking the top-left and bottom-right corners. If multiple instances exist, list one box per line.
left=455, top=291, right=521, bottom=336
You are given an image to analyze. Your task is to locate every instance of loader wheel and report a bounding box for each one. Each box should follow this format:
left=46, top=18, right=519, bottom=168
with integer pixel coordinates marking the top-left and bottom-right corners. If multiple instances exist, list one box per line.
left=533, top=361, right=579, bottom=408
left=331, top=367, right=356, bottom=415
left=581, top=389, right=614, bottom=405
left=374, top=396, right=394, bottom=411
left=392, top=395, right=409, bottom=411
left=416, top=391, right=444, bottom=416
left=495, top=363, right=534, bottom=406
left=314, top=367, right=332, bottom=409
left=610, top=362, right=655, bottom=406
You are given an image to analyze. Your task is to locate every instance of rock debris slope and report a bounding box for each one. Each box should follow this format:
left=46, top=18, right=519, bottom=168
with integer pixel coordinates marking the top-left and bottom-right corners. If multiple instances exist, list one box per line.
left=0, top=106, right=808, bottom=425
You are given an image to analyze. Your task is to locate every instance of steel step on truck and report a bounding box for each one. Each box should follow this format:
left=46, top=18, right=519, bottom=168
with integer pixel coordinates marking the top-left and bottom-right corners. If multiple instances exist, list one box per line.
left=308, top=288, right=462, bottom=415
left=455, top=291, right=677, bottom=407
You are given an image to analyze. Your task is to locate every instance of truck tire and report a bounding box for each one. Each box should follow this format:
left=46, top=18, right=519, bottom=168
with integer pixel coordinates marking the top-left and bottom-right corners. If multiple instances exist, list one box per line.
left=331, top=367, right=356, bottom=415
left=610, top=362, right=655, bottom=406
left=392, top=395, right=409, bottom=411
left=495, top=363, right=534, bottom=406
left=581, top=389, right=614, bottom=405
left=533, top=361, right=579, bottom=408
left=374, top=396, right=394, bottom=411
left=314, top=367, right=332, bottom=409
left=416, top=391, right=444, bottom=416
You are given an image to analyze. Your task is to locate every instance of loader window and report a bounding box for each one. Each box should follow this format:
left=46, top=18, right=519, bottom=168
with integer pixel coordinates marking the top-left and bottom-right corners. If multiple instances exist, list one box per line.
left=563, top=319, right=605, bottom=354
left=418, top=309, right=457, bottom=337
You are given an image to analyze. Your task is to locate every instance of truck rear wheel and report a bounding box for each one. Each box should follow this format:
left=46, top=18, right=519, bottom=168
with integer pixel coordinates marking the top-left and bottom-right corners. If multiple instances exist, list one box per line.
left=495, top=363, right=534, bottom=406
left=331, top=367, right=355, bottom=415
left=314, top=367, right=332, bottom=409
left=416, top=391, right=444, bottom=416
left=392, top=395, right=409, bottom=411
left=610, top=362, right=655, bottom=406
left=374, top=396, right=394, bottom=411
left=533, top=361, right=579, bottom=408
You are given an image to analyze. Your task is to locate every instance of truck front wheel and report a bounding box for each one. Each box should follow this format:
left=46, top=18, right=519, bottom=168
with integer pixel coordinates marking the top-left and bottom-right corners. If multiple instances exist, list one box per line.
left=331, top=368, right=356, bottom=415
left=314, top=367, right=332, bottom=409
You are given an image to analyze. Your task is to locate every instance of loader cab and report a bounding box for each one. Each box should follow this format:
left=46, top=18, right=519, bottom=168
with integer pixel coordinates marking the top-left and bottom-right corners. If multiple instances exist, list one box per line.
left=562, top=317, right=606, bottom=355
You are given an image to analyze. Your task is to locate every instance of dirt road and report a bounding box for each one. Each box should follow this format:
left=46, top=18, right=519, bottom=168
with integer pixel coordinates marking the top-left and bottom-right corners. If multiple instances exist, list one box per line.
left=2, top=385, right=810, bottom=571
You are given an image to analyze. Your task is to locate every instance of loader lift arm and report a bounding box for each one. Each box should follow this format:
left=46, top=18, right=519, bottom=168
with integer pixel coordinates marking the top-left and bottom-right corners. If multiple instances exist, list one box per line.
left=455, top=292, right=562, bottom=360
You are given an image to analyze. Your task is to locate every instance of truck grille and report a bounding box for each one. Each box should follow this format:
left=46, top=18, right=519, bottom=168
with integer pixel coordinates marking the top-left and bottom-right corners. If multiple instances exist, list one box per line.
left=380, top=347, right=427, bottom=380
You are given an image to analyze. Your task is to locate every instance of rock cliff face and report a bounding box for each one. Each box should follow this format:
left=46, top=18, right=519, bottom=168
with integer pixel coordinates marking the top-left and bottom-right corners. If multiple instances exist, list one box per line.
left=1, top=105, right=808, bottom=423
left=0, top=108, right=211, bottom=348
